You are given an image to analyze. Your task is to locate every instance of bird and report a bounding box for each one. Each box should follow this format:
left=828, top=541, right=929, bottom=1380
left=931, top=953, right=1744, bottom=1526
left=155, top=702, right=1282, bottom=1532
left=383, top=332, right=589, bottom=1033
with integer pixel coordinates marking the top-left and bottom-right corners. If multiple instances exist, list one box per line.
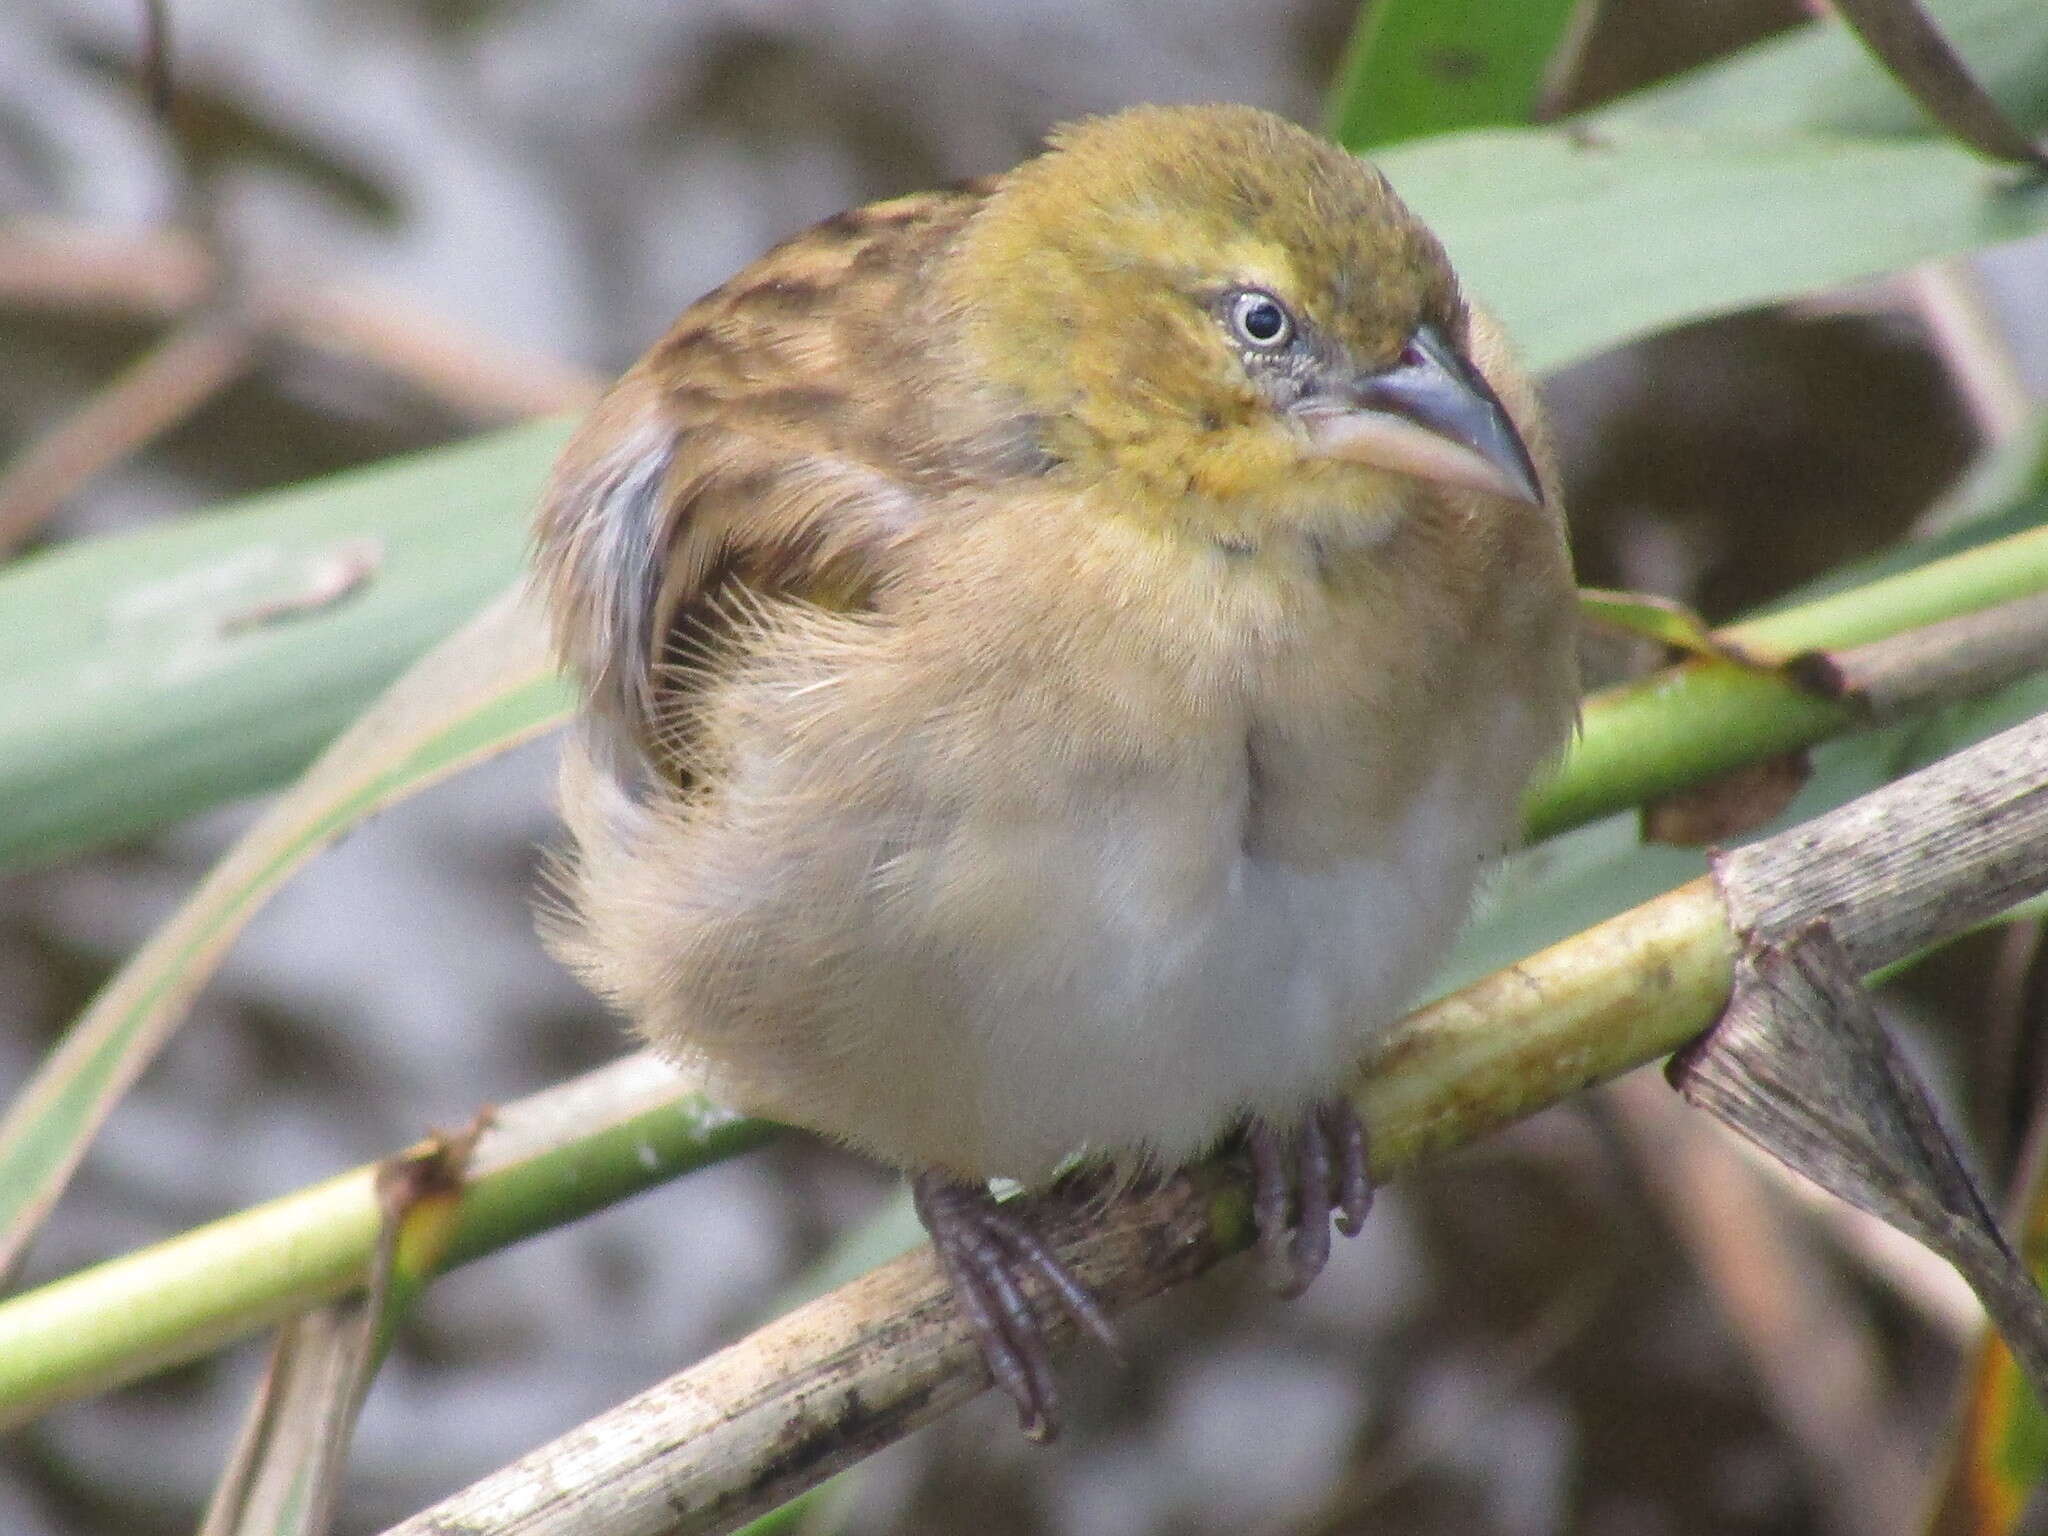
left=532, top=102, right=1578, bottom=1441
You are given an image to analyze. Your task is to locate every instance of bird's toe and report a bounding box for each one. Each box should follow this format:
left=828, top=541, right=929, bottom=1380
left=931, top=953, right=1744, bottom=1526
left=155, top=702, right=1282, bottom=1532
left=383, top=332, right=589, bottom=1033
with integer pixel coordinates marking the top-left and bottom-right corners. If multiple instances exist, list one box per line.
left=1246, top=1098, right=1376, bottom=1297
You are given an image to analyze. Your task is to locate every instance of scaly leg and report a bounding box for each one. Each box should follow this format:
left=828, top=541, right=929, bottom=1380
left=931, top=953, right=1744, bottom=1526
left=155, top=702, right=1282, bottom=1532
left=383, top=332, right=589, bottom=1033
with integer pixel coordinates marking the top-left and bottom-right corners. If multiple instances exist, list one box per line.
left=911, top=1171, right=1120, bottom=1441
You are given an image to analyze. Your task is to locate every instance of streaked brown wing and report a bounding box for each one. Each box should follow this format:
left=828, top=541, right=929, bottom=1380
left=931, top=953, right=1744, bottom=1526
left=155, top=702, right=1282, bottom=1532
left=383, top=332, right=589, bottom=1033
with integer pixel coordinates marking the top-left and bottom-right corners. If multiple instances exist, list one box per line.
left=531, top=179, right=1011, bottom=781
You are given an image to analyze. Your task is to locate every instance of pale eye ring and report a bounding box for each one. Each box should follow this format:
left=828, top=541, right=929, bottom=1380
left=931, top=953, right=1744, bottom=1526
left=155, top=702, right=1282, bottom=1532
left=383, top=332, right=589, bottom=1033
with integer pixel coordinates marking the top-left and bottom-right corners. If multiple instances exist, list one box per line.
left=1228, top=290, right=1293, bottom=349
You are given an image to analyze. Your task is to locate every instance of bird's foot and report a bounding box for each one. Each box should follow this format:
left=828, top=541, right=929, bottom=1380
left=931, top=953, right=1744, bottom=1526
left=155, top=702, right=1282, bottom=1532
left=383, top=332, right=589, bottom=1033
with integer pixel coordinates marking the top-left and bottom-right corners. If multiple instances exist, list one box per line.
left=911, top=1171, right=1120, bottom=1442
left=1245, top=1098, right=1374, bottom=1298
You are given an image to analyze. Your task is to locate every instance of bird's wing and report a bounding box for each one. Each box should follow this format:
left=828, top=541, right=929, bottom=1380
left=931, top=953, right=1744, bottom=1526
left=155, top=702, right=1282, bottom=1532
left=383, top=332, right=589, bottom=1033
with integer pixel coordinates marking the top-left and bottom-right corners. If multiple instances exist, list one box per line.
left=533, top=181, right=1003, bottom=781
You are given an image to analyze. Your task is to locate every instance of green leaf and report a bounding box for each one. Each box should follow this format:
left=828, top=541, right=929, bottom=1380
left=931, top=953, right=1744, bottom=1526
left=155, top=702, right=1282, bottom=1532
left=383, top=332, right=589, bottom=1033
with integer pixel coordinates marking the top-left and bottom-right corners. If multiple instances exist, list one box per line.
left=0, top=420, right=568, bottom=869
left=1576, top=588, right=1731, bottom=659
left=1327, top=0, right=1584, bottom=149
left=0, top=590, right=570, bottom=1279
left=1382, top=126, right=2048, bottom=377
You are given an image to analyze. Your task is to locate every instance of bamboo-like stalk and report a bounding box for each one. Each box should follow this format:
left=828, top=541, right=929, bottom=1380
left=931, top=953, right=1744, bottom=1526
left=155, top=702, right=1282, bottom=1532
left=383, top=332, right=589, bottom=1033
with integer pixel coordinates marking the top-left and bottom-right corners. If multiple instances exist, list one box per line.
left=0, top=1057, right=769, bottom=1429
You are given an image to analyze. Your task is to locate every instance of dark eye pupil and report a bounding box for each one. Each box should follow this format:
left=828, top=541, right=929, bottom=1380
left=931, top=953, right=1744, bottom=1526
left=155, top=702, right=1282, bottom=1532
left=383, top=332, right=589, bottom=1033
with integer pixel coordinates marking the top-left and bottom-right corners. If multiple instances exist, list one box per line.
left=1241, top=301, right=1284, bottom=342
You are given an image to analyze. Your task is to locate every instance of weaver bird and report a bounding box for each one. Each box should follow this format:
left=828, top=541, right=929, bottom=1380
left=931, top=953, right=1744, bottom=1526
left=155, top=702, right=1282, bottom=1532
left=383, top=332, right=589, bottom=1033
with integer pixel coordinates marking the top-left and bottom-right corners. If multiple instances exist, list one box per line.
left=535, top=103, right=1577, bottom=1439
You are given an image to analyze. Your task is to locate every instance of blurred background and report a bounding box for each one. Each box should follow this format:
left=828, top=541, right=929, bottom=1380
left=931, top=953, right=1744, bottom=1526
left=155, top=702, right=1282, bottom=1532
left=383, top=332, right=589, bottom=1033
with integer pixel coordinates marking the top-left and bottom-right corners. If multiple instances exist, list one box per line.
left=4, top=0, right=2047, bottom=1532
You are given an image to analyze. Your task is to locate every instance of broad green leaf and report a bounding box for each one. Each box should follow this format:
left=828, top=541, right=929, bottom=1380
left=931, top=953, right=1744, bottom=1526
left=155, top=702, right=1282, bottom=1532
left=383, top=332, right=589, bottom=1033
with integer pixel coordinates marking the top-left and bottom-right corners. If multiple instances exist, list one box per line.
left=0, top=421, right=568, bottom=868
left=1327, top=0, right=1584, bottom=149
left=1383, top=126, right=2048, bottom=378
left=0, top=588, right=570, bottom=1278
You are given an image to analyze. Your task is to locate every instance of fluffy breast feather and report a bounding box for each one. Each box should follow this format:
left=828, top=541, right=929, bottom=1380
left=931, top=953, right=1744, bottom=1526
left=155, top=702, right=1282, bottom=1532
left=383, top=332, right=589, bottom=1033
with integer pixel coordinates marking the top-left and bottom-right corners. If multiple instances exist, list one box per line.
left=544, top=476, right=1575, bottom=1184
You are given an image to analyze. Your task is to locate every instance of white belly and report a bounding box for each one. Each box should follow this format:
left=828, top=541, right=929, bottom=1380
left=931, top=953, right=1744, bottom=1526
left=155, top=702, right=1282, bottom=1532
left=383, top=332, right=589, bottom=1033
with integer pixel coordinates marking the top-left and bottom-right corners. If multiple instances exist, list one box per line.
left=943, top=756, right=1508, bottom=1180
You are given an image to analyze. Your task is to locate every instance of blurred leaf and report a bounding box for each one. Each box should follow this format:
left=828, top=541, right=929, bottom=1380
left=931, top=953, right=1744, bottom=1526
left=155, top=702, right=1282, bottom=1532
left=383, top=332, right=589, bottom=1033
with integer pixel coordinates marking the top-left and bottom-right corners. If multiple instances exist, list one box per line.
left=0, top=589, right=567, bottom=1280
left=1598, top=0, right=2048, bottom=140
left=1386, top=126, right=2048, bottom=377
left=1327, top=0, right=1583, bottom=149
left=0, top=421, right=566, bottom=868
left=1577, top=587, right=1741, bottom=660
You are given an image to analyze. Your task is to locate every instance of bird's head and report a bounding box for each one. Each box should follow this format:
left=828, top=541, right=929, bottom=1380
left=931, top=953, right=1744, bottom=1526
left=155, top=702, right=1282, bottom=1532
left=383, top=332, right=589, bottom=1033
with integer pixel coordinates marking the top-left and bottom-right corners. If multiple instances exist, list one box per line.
left=943, top=104, right=1543, bottom=531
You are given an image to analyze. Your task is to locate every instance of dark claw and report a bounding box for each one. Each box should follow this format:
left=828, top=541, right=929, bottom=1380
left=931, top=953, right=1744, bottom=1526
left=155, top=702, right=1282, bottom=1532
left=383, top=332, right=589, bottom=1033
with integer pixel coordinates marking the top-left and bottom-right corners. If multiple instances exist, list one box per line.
left=1246, top=1098, right=1376, bottom=1297
left=912, top=1171, right=1119, bottom=1441
left=1324, top=1100, right=1372, bottom=1237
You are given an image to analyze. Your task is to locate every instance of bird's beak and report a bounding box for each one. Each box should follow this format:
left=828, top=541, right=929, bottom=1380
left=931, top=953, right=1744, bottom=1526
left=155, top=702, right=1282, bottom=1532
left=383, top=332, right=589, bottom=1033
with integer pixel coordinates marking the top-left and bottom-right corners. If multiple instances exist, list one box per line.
left=1299, top=324, right=1544, bottom=506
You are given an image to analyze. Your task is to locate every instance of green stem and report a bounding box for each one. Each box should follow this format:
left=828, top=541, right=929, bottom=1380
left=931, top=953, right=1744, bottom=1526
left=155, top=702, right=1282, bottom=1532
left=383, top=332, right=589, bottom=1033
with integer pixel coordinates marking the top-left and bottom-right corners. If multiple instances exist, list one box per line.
left=1527, top=521, right=2048, bottom=838
left=0, top=1080, right=770, bottom=1430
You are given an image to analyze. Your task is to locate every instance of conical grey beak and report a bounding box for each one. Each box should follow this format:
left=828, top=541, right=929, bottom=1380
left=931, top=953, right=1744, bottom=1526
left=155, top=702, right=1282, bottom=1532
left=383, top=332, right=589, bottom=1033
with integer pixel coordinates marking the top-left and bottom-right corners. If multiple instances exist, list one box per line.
left=1300, top=324, right=1544, bottom=506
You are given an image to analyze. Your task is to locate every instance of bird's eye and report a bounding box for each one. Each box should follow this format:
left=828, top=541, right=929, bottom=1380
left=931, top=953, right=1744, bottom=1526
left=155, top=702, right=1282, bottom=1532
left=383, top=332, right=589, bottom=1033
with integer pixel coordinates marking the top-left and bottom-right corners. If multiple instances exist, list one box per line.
left=1228, top=290, right=1293, bottom=350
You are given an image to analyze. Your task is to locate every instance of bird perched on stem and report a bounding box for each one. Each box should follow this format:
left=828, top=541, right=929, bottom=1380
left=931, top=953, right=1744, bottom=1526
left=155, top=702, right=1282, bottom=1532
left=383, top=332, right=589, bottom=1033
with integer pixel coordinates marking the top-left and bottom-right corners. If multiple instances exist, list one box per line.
left=535, top=103, right=1577, bottom=1440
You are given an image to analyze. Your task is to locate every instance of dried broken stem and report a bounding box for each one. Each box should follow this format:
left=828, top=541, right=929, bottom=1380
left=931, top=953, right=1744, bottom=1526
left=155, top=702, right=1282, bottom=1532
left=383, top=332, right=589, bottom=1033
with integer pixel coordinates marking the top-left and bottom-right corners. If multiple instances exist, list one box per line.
left=0, top=305, right=259, bottom=552
left=1670, top=926, right=2048, bottom=1405
left=382, top=710, right=2048, bottom=1536
left=1796, top=586, right=2048, bottom=721
left=1828, top=0, right=2048, bottom=169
